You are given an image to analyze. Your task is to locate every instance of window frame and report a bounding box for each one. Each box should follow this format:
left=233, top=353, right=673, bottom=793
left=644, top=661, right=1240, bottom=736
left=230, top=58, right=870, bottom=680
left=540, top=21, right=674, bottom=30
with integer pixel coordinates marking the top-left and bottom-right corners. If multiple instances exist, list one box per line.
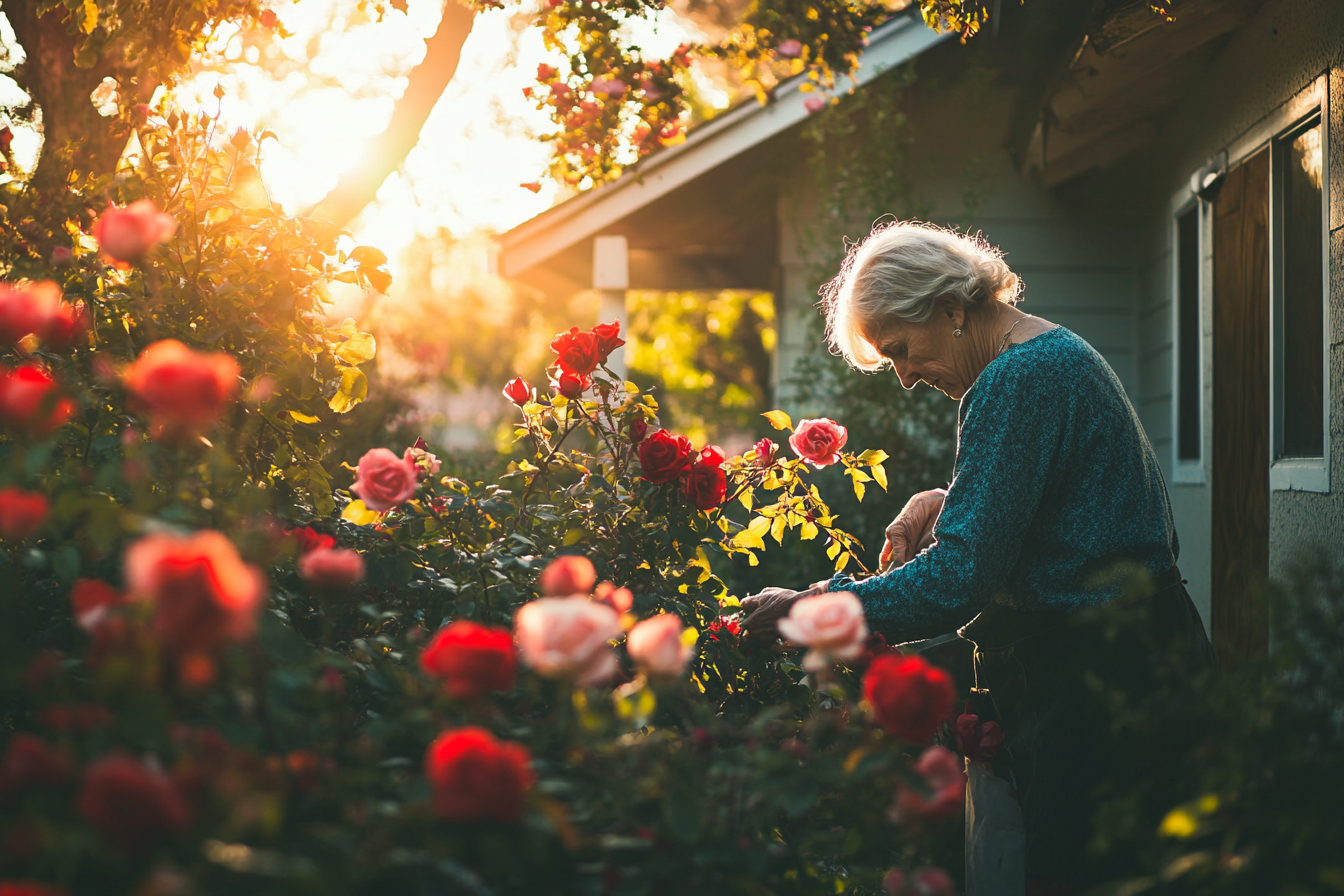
left=1167, top=190, right=1212, bottom=486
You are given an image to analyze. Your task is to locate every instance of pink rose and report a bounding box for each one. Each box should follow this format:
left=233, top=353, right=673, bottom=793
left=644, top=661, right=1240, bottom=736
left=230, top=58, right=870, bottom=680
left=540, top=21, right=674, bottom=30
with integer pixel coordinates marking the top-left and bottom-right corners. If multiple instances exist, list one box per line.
left=627, top=613, right=693, bottom=678
left=890, top=745, right=965, bottom=823
left=514, top=597, right=621, bottom=686
left=777, top=39, right=803, bottom=58
left=92, top=200, right=177, bottom=264
left=788, top=417, right=848, bottom=467
left=538, top=555, right=596, bottom=596
left=776, top=591, right=868, bottom=671
left=298, top=548, right=366, bottom=590
left=804, top=96, right=828, bottom=114
left=350, top=447, right=419, bottom=512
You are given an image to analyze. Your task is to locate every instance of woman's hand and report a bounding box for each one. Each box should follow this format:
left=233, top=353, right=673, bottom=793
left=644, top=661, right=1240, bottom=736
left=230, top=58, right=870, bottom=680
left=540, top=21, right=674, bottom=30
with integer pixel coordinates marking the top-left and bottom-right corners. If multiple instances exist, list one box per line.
left=739, top=580, right=829, bottom=641
left=879, top=488, right=948, bottom=571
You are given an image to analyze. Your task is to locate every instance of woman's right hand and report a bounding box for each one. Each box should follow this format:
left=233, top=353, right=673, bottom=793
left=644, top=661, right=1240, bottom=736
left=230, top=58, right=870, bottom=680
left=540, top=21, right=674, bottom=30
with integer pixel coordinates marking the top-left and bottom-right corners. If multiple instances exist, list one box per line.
left=879, top=488, right=947, bottom=571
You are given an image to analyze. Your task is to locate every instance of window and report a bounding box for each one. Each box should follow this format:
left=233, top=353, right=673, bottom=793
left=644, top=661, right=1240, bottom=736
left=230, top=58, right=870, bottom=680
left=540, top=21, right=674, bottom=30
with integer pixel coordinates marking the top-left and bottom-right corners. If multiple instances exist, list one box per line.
left=1175, top=205, right=1202, bottom=463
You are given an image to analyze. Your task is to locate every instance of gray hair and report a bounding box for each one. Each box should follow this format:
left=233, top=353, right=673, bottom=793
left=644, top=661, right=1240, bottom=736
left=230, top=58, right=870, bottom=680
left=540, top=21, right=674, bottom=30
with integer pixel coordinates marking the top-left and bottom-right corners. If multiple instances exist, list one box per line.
left=820, top=220, right=1022, bottom=371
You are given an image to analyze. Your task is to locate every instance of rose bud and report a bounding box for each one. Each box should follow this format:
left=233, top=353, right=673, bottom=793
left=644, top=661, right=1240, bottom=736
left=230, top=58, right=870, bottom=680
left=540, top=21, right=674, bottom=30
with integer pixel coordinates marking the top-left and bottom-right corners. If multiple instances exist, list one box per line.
left=627, top=613, right=694, bottom=678
left=404, top=439, right=441, bottom=480
left=804, top=96, right=828, bottom=114
left=538, top=555, right=596, bottom=596
left=0, top=366, right=73, bottom=435
left=77, top=754, right=191, bottom=856
left=92, top=200, right=177, bottom=264
left=425, top=727, right=534, bottom=823
left=554, top=370, right=588, bottom=399
left=954, top=711, right=1003, bottom=763
left=350, top=447, right=419, bottom=512
left=298, top=548, right=366, bottom=590
left=514, top=597, right=621, bottom=686
left=503, top=376, right=532, bottom=405
left=637, top=428, right=693, bottom=483
left=0, top=487, right=48, bottom=541
left=50, top=246, right=73, bottom=266
left=593, top=581, right=633, bottom=614
left=627, top=417, right=648, bottom=443
left=890, top=746, right=965, bottom=823
left=789, top=417, right=848, bottom=467
left=420, top=620, right=517, bottom=699
left=776, top=591, right=868, bottom=672
left=753, top=437, right=777, bottom=466
left=591, top=320, right=625, bottom=361
left=777, top=39, right=803, bottom=58
left=124, top=530, right=267, bottom=657
left=863, top=652, right=956, bottom=745
left=681, top=445, right=727, bottom=510
left=122, top=340, right=240, bottom=439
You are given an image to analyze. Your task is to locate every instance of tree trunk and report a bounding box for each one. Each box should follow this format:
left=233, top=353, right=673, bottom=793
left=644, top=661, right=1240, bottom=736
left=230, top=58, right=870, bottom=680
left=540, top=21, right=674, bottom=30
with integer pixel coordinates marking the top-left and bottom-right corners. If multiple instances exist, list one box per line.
left=306, top=0, right=476, bottom=230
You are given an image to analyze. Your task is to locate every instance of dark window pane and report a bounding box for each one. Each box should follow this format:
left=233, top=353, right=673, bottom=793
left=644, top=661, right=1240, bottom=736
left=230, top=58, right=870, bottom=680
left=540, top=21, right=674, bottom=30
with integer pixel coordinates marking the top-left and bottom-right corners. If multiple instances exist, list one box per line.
left=1281, top=121, right=1323, bottom=457
left=1177, top=206, right=1201, bottom=460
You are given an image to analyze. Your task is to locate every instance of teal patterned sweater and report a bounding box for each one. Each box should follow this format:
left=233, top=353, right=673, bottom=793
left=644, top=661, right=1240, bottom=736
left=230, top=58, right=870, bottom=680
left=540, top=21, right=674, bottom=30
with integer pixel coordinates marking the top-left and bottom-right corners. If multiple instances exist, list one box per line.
left=830, top=327, right=1178, bottom=643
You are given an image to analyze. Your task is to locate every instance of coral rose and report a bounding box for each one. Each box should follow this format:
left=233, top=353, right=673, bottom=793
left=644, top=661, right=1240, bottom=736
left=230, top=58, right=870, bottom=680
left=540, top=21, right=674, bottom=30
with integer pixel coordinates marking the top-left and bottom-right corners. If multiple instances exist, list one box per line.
left=503, top=376, right=532, bottom=405
left=420, top=620, right=517, bottom=699
left=681, top=445, right=727, bottom=510
left=890, top=745, right=965, bottom=823
left=122, top=340, right=240, bottom=437
left=0, top=281, right=61, bottom=346
left=0, top=366, right=73, bottom=434
left=863, top=653, right=956, bottom=745
left=425, top=727, right=533, bottom=823
left=514, top=597, right=621, bottom=685
left=0, top=488, right=48, bottom=541
left=124, top=531, right=266, bottom=656
left=298, top=548, right=366, bottom=590
left=627, top=613, right=694, bottom=678
left=776, top=591, right=869, bottom=672
left=550, top=327, right=602, bottom=377
left=350, top=447, right=419, bottom=512
left=638, top=428, right=693, bottom=483
left=539, top=555, right=596, bottom=596
left=591, top=320, right=625, bottom=360
left=92, top=200, right=177, bottom=264
left=593, top=581, right=633, bottom=613
left=789, top=417, right=848, bottom=467
left=77, top=754, right=190, bottom=855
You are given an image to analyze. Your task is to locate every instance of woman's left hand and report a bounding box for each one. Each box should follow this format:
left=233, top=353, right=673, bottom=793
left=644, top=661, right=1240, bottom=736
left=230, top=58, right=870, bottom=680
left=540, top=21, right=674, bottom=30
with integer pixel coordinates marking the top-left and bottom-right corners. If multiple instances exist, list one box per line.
left=740, top=580, right=829, bottom=640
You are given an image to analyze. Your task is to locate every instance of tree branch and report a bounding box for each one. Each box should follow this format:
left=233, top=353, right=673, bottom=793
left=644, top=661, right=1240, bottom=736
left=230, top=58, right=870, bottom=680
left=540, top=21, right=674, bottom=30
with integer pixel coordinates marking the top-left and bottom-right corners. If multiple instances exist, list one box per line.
left=306, top=0, right=476, bottom=230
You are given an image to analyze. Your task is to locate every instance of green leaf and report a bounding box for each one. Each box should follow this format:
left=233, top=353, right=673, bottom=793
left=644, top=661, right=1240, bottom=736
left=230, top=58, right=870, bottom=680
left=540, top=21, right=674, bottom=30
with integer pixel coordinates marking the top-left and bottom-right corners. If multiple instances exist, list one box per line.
left=761, top=409, right=793, bottom=431
left=328, top=366, right=368, bottom=413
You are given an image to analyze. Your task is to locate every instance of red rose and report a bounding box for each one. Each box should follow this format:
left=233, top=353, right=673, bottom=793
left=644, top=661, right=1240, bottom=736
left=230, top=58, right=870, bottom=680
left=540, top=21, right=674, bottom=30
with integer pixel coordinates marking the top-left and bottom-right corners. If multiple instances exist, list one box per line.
left=891, top=745, right=965, bottom=823
left=707, top=616, right=741, bottom=639
left=503, top=376, right=532, bottom=405
left=789, top=417, right=848, bottom=467
left=550, top=327, right=602, bottom=376
left=420, top=621, right=518, bottom=699
left=71, top=578, right=125, bottom=631
left=628, top=418, right=648, bottom=443
left=92, top=200, right=176, bottom=264
left=0, top=366, right=73, bottom=434
left=0, top=488, right=48, bottom=541
left=591, top=320, right=625, bottom=360
left=637, top=428, right=693, bottom=483
left=0, top=883, right=68, bottom=896
left=863, top=653, right=956, bottom=745
left=553, top=370, right=589, bottom=399
left=37, top=302, right=87, bottom=350
left=753, top=437, right=777, bottom=466
left=681, top=445, right=727, bottom=510
left=538, top=555, right=596, bottom=596
left=424, top=728, right=534, bottom=822
left=0, top=281, right=61, bottom=346
left=298, top=548, right=366, bottom=590
left=122, top=340, right=239, bottom=439
left=77, top=754, right=190, bottom=855
left=124, top=531, right=266, bottom=656
left=0, top=734, right=71, bottom=796
left=288, top=526, right=336, bottom=555
left=350, top=447, right=418, bottom=512
left=954, top=711, right=1003, bottom=763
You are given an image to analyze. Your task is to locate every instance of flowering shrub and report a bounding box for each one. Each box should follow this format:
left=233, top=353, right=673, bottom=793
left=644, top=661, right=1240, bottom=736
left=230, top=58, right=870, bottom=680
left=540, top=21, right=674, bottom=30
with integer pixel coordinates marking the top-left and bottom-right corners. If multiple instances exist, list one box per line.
left=0, top=112, right=967, bottom=895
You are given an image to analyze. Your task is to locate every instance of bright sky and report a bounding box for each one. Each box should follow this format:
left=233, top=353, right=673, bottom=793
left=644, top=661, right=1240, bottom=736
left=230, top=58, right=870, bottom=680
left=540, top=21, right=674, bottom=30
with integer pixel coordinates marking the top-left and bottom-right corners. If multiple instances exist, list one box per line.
left=171, top=0, right=708, bottom=268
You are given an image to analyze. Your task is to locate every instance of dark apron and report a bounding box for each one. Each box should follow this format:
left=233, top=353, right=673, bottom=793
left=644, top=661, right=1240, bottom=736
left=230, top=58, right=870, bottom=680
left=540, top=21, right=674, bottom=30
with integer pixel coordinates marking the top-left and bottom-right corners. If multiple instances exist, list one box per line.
left=954, top=567, right=1215, bottom=889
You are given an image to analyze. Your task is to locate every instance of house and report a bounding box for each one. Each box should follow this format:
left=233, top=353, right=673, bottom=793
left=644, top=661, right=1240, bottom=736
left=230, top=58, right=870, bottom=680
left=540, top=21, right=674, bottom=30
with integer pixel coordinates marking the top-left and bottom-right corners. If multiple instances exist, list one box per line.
left=497, top=0, right=1344, bottom=663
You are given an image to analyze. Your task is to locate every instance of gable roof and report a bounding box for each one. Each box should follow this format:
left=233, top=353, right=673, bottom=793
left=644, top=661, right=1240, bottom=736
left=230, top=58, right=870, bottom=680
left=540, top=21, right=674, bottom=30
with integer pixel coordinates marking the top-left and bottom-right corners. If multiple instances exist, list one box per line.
left=498, top=13, right=950, bottom=279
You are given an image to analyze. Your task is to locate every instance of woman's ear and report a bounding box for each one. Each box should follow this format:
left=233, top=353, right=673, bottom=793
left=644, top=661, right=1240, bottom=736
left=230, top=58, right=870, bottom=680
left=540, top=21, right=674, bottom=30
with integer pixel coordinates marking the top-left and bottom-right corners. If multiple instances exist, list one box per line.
left=935, top=294, right=965, bottom=330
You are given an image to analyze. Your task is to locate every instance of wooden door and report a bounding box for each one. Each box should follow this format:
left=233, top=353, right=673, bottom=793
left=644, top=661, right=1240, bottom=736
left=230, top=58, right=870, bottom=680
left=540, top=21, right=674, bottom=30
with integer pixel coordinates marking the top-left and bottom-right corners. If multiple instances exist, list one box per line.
left=1211, top=150, right=1270, bottom=663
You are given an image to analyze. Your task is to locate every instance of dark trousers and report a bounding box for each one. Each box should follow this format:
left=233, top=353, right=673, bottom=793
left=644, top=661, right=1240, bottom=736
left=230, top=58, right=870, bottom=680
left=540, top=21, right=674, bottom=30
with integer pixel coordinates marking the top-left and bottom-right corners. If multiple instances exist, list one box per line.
left=957, top=568, right=1215, bottom=888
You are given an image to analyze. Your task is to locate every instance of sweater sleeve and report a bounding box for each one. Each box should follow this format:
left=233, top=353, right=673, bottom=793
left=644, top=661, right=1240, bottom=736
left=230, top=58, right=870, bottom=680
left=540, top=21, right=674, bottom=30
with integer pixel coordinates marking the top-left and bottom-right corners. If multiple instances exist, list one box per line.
left=830, top=360, right=1069, bottom=642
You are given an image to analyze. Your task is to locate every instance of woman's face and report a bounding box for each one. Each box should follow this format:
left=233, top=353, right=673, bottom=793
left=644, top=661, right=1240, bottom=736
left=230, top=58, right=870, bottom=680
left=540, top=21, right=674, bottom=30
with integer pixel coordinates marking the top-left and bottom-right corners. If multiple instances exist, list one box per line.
left=861, top=302, right=983, bottom=400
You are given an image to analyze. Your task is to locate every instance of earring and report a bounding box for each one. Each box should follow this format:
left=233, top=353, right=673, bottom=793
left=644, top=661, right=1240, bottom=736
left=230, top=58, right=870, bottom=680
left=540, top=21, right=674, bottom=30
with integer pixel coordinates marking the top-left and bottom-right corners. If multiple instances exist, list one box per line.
left=953, top=328, right=963, bottom=338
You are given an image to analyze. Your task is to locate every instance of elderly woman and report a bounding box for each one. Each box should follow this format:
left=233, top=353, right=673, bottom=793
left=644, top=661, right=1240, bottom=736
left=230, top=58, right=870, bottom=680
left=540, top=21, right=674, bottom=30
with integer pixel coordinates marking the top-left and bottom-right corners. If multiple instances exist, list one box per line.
left=741, top=221, right=1213, bottom=894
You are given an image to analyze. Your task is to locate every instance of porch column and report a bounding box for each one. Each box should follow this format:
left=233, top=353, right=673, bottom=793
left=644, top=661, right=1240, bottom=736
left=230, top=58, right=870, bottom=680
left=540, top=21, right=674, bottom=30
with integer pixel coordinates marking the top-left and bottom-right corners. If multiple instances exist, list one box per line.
left=593, top=235, right=629, bottom=378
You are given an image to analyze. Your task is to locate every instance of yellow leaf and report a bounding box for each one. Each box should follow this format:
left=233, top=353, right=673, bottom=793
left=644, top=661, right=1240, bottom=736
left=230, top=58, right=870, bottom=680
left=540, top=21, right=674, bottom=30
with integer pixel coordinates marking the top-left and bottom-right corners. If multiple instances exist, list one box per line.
left=746, top=551, right=759, bottom=567
left=719, top=595, right=741, bottom=608
left=80, top=0, right=97, bottom=33
left=328, top=366, right=368, bottom=413
left=564, top=527, right=586, bottom=545
left=334, top=330, right=377, bottom=367
left=1159, top=808, right=1198, bottom=838
left=843, top=748, right=867, bottom=774
left=849, top=468, right=871, bottom=483
left=732, top=516, right=770, bottom=551
left=770, top=515, right=786, bottom=544
left=826, top=540, right=842, bottom=560
left=835, top=552, right=851, bottom=572
left=872, top=462, right=888, bottom=491
left=859, top=449, right=890, bottom=465
left=288, top=410, right=320, bottom=424
left=800, top=521, right=819, bottom=541
left=853, top=478, right=866, bottom=502
left=738, top=486, right=754, bottom=512
left=341, top=500, right=380, bottom=526
left=679, top=627, right=699, bottom=647
left=761, top=410, right=793, bottom=431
